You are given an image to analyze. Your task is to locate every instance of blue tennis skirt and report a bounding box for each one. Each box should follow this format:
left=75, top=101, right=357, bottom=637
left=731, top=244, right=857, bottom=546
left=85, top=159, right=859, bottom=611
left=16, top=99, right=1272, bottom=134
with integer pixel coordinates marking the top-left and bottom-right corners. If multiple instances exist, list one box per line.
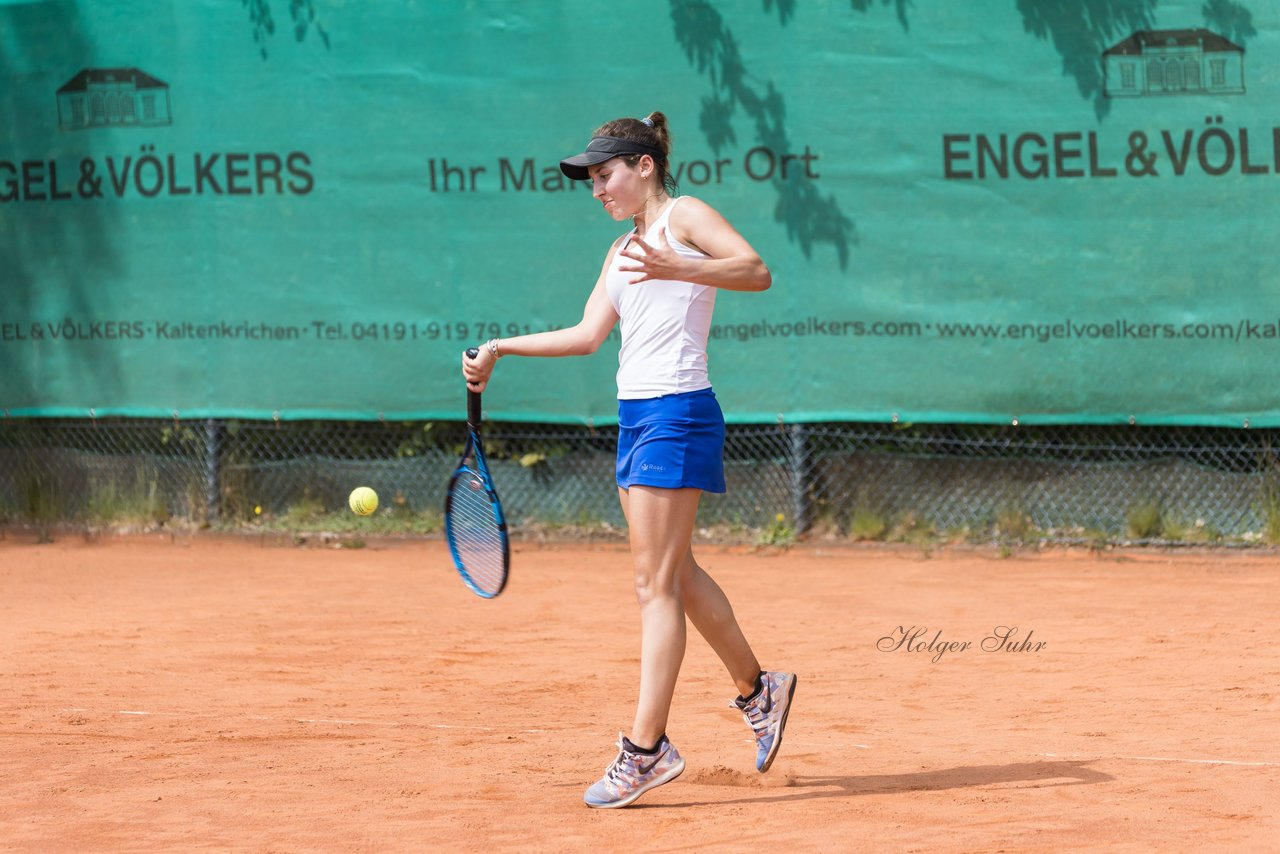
left=616, top=387, right=726, bottom=493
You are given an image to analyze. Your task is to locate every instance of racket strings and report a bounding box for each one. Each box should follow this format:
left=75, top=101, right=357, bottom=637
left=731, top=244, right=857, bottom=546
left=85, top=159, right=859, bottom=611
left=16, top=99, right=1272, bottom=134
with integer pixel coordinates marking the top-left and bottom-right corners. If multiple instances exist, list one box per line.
left=448, top=473, right=506, bottom=595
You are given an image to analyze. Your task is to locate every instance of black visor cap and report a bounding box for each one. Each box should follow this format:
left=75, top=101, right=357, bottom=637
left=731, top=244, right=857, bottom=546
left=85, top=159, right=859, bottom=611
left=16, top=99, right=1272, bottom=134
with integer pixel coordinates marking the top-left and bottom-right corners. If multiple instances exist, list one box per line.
left=559, top=136, right=664, bottom=180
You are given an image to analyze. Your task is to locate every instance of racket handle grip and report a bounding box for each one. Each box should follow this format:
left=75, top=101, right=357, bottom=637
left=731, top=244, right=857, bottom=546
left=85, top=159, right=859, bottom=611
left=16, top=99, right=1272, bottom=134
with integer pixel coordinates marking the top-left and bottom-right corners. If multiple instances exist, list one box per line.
left=464, top=348, right=482, bottom=428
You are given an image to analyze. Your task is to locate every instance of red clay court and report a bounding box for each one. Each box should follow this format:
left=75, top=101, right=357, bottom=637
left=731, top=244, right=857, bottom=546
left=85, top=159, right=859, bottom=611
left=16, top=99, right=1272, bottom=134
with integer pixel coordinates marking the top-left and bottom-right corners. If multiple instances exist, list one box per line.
left=2, top=533, right=1276, bottom=851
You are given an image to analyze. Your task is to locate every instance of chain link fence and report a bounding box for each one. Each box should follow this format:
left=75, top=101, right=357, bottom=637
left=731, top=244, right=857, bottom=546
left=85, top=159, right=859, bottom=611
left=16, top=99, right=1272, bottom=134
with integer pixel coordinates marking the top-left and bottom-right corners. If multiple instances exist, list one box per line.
left=2, top=417, right=1279, bottom=545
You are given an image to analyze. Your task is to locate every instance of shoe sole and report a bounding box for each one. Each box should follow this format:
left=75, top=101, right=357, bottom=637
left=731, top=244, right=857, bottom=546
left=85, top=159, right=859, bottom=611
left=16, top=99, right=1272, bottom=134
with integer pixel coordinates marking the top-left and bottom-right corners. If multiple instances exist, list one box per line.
left=583, top=758, right=686, bottom=809
left=758, top=674, right=797, bottom=773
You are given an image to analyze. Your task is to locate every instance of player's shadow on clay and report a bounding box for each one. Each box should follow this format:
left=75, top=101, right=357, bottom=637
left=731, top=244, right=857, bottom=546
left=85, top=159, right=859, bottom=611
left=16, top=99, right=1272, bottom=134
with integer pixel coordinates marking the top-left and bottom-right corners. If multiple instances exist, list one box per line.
left=649, top=759, right=1112, bottom=808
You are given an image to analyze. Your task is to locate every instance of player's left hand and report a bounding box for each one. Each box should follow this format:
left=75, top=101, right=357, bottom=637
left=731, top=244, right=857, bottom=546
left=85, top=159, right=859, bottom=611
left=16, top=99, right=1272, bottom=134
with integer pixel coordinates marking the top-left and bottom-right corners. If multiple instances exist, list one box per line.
left=618, top=228, right=686, bottom=284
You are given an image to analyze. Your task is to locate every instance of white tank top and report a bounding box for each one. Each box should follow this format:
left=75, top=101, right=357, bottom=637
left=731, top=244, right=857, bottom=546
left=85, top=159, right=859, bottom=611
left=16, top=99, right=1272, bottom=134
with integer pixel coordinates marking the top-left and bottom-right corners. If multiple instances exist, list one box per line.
left=605, top=197, right=716, bottom=399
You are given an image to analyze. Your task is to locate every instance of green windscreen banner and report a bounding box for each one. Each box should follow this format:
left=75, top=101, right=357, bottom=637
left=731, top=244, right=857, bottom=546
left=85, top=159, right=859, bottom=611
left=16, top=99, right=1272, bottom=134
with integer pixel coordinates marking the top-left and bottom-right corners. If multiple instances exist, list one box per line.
left=3, top=1, right=1278, bottom=426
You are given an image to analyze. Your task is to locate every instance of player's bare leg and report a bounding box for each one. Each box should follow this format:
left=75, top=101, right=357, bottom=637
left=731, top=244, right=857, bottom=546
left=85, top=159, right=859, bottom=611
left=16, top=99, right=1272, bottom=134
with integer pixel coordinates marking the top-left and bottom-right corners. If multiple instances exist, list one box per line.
left=679, top=549, right=760, bottom=698
left=617, top=484, right=700, bottom=749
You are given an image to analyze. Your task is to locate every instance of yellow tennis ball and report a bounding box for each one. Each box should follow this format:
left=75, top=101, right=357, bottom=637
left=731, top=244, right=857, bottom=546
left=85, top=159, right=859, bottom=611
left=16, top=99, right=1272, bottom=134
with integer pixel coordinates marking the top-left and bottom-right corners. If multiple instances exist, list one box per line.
left=348, top=486, right=378, bottom=516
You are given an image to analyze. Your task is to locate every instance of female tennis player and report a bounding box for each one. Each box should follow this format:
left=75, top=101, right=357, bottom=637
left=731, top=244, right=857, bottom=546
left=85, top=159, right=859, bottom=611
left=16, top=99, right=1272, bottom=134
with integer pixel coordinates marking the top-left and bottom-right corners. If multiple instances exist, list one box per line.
left=460, top=111, right=796, bottom=809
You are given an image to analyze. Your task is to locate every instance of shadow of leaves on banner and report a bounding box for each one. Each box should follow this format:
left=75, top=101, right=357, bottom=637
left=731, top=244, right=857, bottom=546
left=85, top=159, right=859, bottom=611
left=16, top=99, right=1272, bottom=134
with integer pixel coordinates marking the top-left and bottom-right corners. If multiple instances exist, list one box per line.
left=851, top=0, right=913, bottom=32
left=0, top=1, right=123, bottom=411
left=671, top=0, right=857, bottom=270
left=1017, top=0, right=1160, bottom=119
left=763, top=0, right=799, bottom=25
left=1202, top=0, right=1258, bottom=44
left=855, top=1, right=1258, bottom=120
left=242, top=0, right=331, bottom=60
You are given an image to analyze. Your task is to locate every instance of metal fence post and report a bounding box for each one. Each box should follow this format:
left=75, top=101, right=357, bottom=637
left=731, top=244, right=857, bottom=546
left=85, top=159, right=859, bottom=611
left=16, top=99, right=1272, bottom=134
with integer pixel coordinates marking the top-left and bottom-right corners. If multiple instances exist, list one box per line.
left=789, top=423, right=811, bottom=535
left=204, top=418, right=222, bottom=524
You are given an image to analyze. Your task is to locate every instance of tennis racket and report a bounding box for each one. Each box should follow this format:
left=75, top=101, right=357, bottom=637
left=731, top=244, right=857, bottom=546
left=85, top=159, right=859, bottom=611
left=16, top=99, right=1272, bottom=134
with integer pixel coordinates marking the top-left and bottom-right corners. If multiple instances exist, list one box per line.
left=444, top=348, right=510, bottom=598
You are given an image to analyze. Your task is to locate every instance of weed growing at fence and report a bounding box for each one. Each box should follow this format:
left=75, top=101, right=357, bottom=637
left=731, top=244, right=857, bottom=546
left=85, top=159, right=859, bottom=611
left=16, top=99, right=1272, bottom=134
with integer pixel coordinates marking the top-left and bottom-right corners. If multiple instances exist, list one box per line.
left=251, top=493, right=443, bottom=536
left=1126, top=501, right=1163, bottom=540
left=756, top=513, right=795, bottom=547
left=888, top=511, right=935, bottom=546
left=994, top=506, right=1038, bottom=544
left=12, top=467, right=60, bottom=521
left=86, top=470, right=169, bottom=526
left=1261, top=452, right=1280, bottom=545
left=848, top=506, right=888, bottom=541
left=1263, top=496, right=1280, bottom=546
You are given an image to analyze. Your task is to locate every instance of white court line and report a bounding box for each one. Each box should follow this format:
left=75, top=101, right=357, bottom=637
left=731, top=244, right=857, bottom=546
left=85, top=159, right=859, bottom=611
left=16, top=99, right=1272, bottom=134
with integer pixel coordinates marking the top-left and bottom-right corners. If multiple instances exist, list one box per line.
left=59, top=708, right=551, bottom=734
left=69, top=709, right=840, bottom=743
left=57, top=713, right=1271, bottom=766
left=1039, top=751, right=1278, bottom=768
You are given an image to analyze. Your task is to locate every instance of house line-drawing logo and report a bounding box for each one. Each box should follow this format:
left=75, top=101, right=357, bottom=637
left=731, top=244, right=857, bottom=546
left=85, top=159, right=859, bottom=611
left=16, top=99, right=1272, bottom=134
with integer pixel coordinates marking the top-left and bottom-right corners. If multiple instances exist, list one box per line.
left=0, top=66, right=317, bottom=203
left=56, top=68, right=172, bottom=131
left=1104, top=29, right=1245, bottom=98
left=940, top=25, right=1268, bottom=181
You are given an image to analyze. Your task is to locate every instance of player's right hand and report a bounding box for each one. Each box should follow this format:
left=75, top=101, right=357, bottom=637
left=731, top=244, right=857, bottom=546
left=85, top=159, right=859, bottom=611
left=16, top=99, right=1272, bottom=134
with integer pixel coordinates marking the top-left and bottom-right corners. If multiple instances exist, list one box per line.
left=462, top=347, right=495, bottom=392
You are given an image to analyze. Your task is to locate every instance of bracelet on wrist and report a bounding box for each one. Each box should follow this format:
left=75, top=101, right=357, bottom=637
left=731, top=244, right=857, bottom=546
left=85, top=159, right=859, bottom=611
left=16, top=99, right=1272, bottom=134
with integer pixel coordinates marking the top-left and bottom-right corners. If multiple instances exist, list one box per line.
left=486, top=337, right=502, bottom=359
